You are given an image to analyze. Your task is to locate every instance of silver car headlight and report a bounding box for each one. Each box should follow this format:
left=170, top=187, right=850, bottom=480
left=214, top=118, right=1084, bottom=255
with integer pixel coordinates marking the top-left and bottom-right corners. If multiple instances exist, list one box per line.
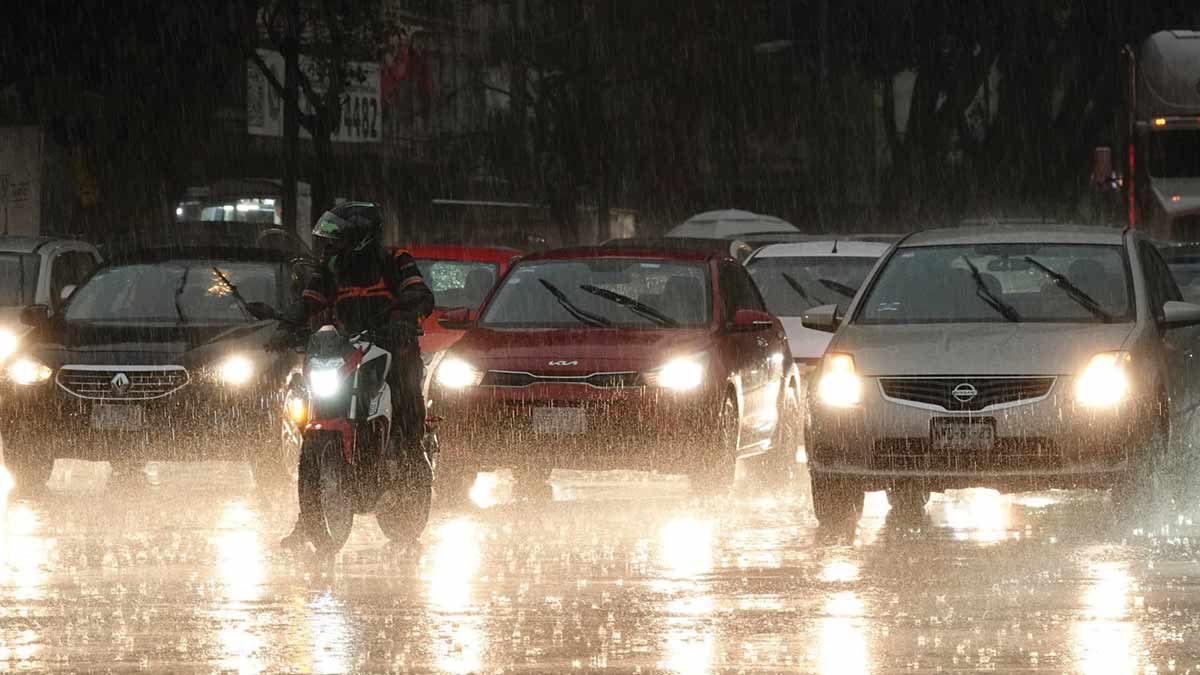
left=816, top=353, right=862, bottom=407
left=1075, top=351, right=1130, bottom=407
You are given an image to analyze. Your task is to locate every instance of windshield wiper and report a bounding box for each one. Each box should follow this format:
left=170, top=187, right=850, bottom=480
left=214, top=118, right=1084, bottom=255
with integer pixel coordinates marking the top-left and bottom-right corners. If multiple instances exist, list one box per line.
left=960, top=256, right=1021, bottom=322
left=579, top=284, right=678, bottom=327
left=537, top=278, right=611, bottom=328
left=780, top=272, right=815, bottom=305
left=174, top=266, right=191, bottom=325
left=211, top=266, right=259, bottom=322
left=817, top=278, right=857, bottom=298
left=1023, top=256, right=1114, bottom=323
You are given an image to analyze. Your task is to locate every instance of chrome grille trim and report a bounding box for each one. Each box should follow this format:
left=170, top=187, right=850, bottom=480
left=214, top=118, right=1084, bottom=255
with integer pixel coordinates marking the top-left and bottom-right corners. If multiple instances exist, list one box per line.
left=480, top=370, right=643, bottom=389
left=877, top=376, right=1056, bottom=412
left=56, top=365, right=190, bottom=400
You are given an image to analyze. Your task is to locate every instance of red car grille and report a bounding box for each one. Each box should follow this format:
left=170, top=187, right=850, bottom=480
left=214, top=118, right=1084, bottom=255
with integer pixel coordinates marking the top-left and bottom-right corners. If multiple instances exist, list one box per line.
left=480, top=371, right=643, bottom=388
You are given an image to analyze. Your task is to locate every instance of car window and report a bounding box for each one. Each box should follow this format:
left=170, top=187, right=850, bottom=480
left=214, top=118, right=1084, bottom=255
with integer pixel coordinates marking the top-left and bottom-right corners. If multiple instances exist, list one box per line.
left=51, top=251, right=101, bottom=310
left=747, top=256, right=878, bottom=316
left=719, top=262, right=765, bottom=321
left=481, top=258, right=711, bottom=328
left=1140, top=241, right=1183, bottom=318
left=856, top=243, right=1134, bottom=324
left=65, top=260, right=280, bottom=324
left=416, top=259, right=500, bottom=311
left=0, top=254, right=40, bottom=307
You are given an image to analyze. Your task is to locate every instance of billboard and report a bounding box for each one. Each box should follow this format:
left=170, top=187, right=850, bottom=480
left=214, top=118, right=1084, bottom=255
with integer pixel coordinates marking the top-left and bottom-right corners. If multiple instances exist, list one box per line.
left=246, top=49, right=381, bottom=144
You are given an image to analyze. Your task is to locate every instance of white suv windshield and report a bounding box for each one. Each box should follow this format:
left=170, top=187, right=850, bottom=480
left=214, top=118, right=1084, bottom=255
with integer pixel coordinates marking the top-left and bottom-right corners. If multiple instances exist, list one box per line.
left=857, top=243, right=1133, bottom=324
left=481, top=259, right=711, bottom=328
left=747, top=256, right=877, bottom=315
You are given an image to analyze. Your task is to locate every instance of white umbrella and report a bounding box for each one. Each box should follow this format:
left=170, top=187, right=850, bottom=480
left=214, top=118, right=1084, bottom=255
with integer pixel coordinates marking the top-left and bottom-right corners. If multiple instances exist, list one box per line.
left=666, top=209, right=799, bottom=239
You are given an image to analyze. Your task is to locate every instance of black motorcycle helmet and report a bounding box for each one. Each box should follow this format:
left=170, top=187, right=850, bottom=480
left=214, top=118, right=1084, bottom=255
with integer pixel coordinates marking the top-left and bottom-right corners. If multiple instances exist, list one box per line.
left=312, top=201, right=383, bottom=256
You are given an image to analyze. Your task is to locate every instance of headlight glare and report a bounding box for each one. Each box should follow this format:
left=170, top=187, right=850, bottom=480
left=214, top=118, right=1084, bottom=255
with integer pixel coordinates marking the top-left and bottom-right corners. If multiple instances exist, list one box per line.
left=436, top=357, right=481, bottom=389
left=1075, top=351, right=1130, bottom=407
left=309, top=368, right=342, bottom=398
left=218, top=355, right=254, bottom=385
left=286, top=395, right=307, bottom=423
left=817, top=353, right=862, bottom=407
left=0, top=329, right=18, bottom=362
left=8, top=358, right=52, bottom=385
left=649, top=355, right=706, bottom=391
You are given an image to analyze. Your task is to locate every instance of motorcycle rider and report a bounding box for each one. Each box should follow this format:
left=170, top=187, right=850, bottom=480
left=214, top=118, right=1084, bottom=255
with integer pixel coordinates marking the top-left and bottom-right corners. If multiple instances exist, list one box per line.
left=273, top=201, right=434, bottom=549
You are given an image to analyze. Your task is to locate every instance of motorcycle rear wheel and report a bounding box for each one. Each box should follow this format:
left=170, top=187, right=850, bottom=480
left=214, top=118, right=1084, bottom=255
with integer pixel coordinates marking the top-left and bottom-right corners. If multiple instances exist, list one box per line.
left=302, top=436, right=354, bottom=554
left=376, top=453, right=433, bottom=544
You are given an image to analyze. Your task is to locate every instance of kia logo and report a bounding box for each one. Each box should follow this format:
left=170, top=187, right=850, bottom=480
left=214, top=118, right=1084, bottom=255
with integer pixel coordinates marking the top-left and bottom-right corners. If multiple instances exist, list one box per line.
left=548, top=360, right=578, bottom=367
left=951, top=382, right=978, bottom=403
left=110, top=372, right=131, bottom=396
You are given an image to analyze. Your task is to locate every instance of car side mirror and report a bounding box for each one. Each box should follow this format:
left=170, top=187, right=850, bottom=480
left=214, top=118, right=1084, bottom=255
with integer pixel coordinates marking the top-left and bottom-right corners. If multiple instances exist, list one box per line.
left=60, top=285, right=77, bottom=302
left=801, top=304, right=842, bottom=333
left=20, top=304, right=50, bottom=330
left=1161, top=300, right=1200, bottom=328
left=731, top=308, right=773, bottom=331
left=245, top=301, right=277, bottom=320
left=438, top=307, right=474, bottom=329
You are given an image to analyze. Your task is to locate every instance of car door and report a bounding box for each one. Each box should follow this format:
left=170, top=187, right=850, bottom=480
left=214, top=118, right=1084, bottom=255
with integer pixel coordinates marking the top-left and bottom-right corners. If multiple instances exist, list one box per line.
left=718, top=262, right=785, bottom=450
left=1139, top=240, right=1197, bottom=417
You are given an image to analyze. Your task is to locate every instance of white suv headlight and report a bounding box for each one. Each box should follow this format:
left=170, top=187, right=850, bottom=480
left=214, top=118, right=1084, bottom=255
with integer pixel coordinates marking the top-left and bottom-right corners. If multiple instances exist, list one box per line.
left=1075, top=351, right=1131, bottom=407
left=817, top=353, right=862, bottom=407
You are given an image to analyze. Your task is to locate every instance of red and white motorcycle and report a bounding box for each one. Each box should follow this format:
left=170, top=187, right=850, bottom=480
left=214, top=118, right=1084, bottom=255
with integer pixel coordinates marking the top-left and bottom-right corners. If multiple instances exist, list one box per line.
left=283, top=323, right=434, bottom=553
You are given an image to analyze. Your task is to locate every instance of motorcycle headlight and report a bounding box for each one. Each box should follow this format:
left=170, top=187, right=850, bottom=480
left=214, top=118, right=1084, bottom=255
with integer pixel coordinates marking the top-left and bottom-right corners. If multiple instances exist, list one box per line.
left=218, top=355, right=254, bottom=386
left=817, top=353, right=861, bottom=407
left=309, top=368, right=343, bottom=398
left=1075, top=351, right=1131, bottom=407
left=286, top=395, right=307, bottom=424
left=647, top=354, right=706, bottom=391
left=436, top=357, right=481, bottom=389
left=8, top=358, right=52, bottom=385
left=0, top=329, right=18, bottom=362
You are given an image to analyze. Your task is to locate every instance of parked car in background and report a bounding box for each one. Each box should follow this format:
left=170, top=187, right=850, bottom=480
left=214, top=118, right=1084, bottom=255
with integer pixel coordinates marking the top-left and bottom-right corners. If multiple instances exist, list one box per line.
left=410, top=245, right=520, bottom=356
left=745, top=239, right=890, bottom=371
left=667, top=209, right=799, bottom=239
left=803, top=224, right=1200, bottom=524
left=429, top=245, right=801, bottom=498
left=603, top=236, right=754, bottom=264
left=0, top=236, right=101, bottom=366
left=0, top=245, right=306, bottom=491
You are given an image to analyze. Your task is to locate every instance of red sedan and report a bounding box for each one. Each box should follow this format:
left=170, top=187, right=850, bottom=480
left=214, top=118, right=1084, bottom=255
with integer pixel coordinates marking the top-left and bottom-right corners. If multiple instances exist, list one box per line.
left=409, top=245, right=520, bottom=356
left=429, top=246, right=801, bottom=497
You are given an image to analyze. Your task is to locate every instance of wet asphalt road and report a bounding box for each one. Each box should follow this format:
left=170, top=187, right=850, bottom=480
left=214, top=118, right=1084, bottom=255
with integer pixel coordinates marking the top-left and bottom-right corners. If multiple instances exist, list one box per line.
left=4, top=459, right=1200, bottom=673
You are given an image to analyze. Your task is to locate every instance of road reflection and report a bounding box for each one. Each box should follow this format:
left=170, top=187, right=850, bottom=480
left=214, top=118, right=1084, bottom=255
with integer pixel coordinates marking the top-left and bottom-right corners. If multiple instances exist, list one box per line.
left=210, top=499, right=267, bottom=674
left=0, top=480, right=50, bottom=666
left=817, top=591, right=869, bottom=674
left=656, top=514, right=718, bottom=674
left=424, top=516, right=484, bottom=674
left=1073, top=560, right=1140, bottom=674
left=927, top=488, right=1013, bottom=543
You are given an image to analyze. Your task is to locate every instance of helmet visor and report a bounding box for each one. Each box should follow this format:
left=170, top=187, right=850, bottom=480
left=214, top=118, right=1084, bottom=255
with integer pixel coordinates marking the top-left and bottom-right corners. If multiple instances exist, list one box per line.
left=312, top=210, right=352, bottom=241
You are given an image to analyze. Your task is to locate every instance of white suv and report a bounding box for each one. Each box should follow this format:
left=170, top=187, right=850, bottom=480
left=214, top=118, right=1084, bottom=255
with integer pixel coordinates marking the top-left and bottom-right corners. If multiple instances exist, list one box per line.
left=802, top=225, right=1200, bottom=523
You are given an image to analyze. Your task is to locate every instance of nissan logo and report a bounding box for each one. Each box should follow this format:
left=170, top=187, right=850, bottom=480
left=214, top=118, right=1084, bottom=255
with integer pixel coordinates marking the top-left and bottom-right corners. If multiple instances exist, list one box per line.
left=548, top=360, right=578, bottom=367
left=951, top=382, right=978, bottom=403
left=110, top=372, right=131, bottom=396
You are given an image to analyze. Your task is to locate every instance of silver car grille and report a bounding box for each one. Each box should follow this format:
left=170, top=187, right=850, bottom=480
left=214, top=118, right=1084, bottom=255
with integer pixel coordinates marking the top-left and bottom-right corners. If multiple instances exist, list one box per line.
left=878, top=376, right=1056, bottom=412
left=56, top=365, right=190, bottom=400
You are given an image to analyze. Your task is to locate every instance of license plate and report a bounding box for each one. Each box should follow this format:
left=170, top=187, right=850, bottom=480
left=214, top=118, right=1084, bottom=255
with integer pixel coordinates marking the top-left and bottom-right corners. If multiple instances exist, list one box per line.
left=91, top=404, right=145, bottom=431
left=930, top=418, right=994, bottom=451
left=531, top=407, right=587, bottom=436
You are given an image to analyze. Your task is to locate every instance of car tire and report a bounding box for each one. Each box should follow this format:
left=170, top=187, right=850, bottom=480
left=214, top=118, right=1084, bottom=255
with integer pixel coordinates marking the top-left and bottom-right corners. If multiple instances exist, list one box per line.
left=811, top=472, right=863, bottom=526
left=1, top=428, right=53, bottom=494
left=689, top=392, right=739, bottom=495
left=766, top=379, right=802, bottom=484
left=249, top=423, right=300, bottom=489
left=1112, top=393, right=1171, bottom=512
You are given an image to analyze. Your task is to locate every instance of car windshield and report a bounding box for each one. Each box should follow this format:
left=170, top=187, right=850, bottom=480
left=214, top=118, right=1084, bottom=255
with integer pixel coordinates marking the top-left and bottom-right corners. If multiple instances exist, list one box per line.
left=481, top=258, right=710, bottom=328
left=0, top=253, right=40, bottom=307
left=416, top=259, right=500, bottom=311
left=857, top=243, right=1133, bottom=324
left=65, top=260, right=280, bottom=324
left=747, top=256, right=878, bottom=315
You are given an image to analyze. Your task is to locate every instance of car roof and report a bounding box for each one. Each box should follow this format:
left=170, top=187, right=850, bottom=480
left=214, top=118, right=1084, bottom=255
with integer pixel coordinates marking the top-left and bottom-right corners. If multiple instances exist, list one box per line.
left=521, top=245, right=720, bottom=263
left=0, top=235, right=89, bottom=254
left=751, top=240, right=891, bottom=258
left=105, top=245, right=301, bottom=266
left=901, top=224, right=1126, bottom=247
left=406, top=244, right=521, bottom=264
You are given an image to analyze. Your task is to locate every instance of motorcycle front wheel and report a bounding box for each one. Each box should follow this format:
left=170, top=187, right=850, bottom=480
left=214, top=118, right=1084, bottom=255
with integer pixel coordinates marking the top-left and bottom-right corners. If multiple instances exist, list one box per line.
left=376, top=452, right=433, bottom=544
left=301, top=435, right=354, bottom=554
